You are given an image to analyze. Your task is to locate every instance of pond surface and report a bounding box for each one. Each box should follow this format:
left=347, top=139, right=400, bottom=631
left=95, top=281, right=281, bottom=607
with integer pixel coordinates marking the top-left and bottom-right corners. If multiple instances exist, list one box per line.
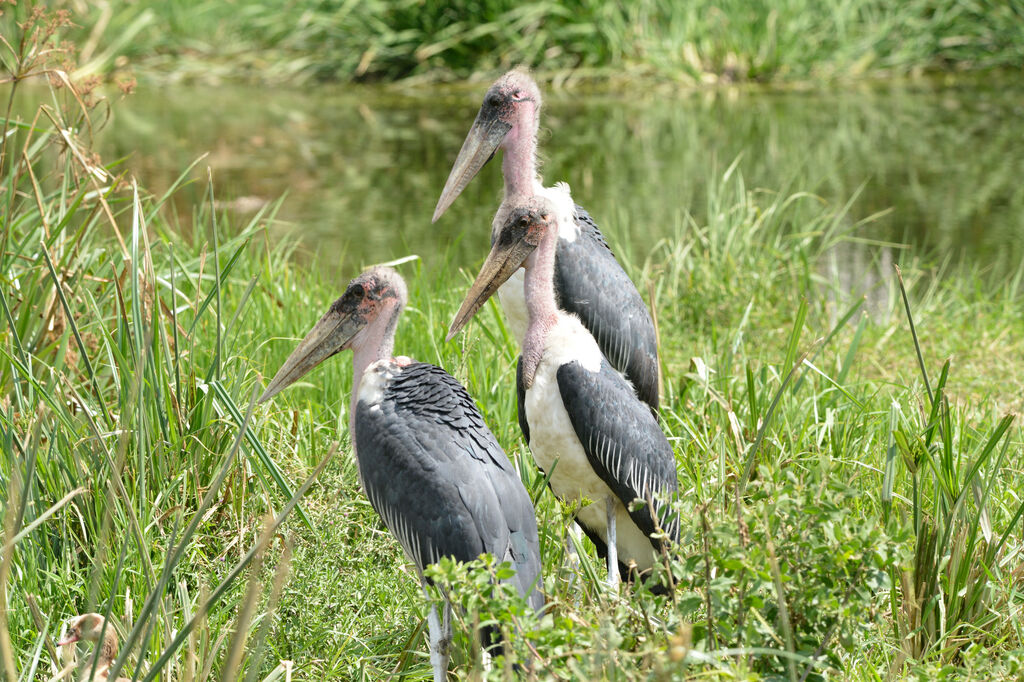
left=98, top=77, right=1024, bottom=279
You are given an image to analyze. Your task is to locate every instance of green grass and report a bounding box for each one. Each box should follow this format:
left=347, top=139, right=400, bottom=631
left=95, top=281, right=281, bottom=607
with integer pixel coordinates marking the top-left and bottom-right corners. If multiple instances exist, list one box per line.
left=3, top=9, right=1024, bottom=681
left=20, top=0, right=1024, bottom=85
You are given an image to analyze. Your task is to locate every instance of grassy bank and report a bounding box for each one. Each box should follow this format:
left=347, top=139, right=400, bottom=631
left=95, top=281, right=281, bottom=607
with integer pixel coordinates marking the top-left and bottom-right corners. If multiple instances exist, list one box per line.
left=3, top=9, right=1024, bottom=681
left=15, top=0, right=1024, bottom=86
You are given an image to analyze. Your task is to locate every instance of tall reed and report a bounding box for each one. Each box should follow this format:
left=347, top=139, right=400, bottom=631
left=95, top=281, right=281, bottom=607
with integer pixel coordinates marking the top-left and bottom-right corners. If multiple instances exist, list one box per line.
left=1, top=9, right=325, bottom=680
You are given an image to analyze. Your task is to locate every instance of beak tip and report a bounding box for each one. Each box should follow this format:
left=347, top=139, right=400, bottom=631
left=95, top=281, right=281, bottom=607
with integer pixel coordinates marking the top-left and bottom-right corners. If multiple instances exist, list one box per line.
left=431, top=201, right=448, bottom=224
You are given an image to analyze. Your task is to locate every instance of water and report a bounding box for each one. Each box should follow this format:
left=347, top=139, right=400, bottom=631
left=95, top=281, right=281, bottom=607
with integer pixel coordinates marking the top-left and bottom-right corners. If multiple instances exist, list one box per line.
left=99, top=77, right=1024, bottom=279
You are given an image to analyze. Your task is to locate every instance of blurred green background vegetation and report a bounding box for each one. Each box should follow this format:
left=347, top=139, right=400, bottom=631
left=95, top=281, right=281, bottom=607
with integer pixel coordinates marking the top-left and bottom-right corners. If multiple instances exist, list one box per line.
left=47, top=0, right=1024, bottom=85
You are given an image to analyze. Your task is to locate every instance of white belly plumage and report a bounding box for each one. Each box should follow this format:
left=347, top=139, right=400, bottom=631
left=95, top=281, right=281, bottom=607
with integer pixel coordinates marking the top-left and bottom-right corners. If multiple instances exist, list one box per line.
left=523, top=319, right=658, bottom=571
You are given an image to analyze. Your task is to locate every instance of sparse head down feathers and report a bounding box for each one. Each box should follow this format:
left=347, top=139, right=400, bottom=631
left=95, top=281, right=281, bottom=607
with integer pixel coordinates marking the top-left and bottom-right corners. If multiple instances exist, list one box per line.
left=258, top=266, right=407, bottom=406
left=486, top=68, right=543, bottom=111
left=343, top=266, right=408, bottom=309
left=502, top=196, right=557, bottom=243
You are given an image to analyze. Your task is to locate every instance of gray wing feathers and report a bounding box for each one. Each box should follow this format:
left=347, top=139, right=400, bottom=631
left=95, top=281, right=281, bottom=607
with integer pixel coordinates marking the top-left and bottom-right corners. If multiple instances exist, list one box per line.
left=553, top=205, right=660, bottom=412
left=556, top=359, right=679, bottom=547
left=355, top=363, right=542, bottom=609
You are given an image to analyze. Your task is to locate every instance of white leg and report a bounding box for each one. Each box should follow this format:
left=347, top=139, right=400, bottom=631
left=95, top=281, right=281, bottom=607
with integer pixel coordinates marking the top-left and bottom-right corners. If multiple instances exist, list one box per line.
left=428, top=600, right=451, bottom=682
left=442, top=599, right=452, bottom=658
left=606, top=496, right=620, bottom=589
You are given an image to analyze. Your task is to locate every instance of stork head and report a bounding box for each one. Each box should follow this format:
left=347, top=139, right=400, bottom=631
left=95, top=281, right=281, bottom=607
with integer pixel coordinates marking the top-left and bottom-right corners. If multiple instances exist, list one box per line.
left=432, top=69, right=542, bottom=222
left=260, top=267, right=408, bottom=402
left=447, top=197, right=555, bottom=340
left=57, top=613, right=106, bottom=647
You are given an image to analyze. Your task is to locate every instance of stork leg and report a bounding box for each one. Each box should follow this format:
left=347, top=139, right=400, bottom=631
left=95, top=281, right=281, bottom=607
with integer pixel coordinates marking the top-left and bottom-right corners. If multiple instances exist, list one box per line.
left=443, top=600, right=453, bottom=676
left=419, top=572, right=453, bottom=682
left=427, top=598, right=452, bottom=682
left=606, top=496, right=620, bottom=589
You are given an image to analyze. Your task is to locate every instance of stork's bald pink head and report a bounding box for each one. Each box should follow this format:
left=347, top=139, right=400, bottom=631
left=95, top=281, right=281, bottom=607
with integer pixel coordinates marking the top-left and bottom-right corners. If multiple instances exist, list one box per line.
left=481, top=69, right=542, bottom=140
left=259, top=266, right=407, bottom=403
left=446, top=196, right=556, bottom=342
left=433, top=69, right=543, bottom=222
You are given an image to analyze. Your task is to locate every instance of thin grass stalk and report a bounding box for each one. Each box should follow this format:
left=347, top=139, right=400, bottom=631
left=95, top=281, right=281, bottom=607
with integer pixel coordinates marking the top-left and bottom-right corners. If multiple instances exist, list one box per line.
left=19, top=627, right=49, bottom=682
left=67, top=280, right=162, bottom=602
left=566, top=520, right=603, bottom=605
left=0, top=487, right=86, bottom=554
left=169, top=242, right=184, bottom=420
left=224, top=275, right=259, bottom=366
left=189, top=243, right=251, bottom=339
left=106, top=384, right=265, bottom=680
left=87, top=543, right=131, bottom=682
left=177, top=582, right=196, bottom=682
left=791, top=296, right=864, bottom=394
left=882, top=401, right=899, bottom=523
left=763, top=509, right=797, bottom=682
left=208, top=169, right=222, bottom=382
left=243, top=537, right=293, bottom=682
left=189, top=583, right=212, bottom=682
left=221, top=516, right=277, bottom=680
left=699, top=505, right=717, bottom=651
left=139, top=445, right=335, bottom=682
left=211, top=381, right=312, bottom=529
left=124, top=518, right=183, bottom=681
left=0, top=469, right=20, bottom=681
left=738, top=345, right=815, bottom=497
left=25, top=594, right=59, bottom=671
left=894, top=264, right=932, bottom=405
left=40, top=243, right=113, bottom=428
left=782, top=298, right=808, bottom=379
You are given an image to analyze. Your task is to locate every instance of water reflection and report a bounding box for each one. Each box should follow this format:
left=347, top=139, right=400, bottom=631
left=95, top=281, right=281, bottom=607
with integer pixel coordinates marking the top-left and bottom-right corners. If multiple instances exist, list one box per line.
left=97, top=78, right=1024, bottom=276
left=820, top=240, right=898, bottom=324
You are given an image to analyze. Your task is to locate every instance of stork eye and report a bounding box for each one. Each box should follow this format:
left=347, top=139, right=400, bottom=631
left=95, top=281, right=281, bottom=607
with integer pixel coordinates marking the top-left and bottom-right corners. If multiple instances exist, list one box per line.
left=350, top=284, right=365, bottom=298
left=486, top=94, right=501, bottom=108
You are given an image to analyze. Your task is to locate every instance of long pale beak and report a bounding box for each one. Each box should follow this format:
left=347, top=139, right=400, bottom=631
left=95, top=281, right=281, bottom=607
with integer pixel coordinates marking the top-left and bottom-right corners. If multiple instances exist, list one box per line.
left=447, top=238, right=536, bottom=341
left=259, top=309, right=365, bottom=403
left=432, top=114, right=512, bottom=223
left=57, top=633, right=80, bottom=647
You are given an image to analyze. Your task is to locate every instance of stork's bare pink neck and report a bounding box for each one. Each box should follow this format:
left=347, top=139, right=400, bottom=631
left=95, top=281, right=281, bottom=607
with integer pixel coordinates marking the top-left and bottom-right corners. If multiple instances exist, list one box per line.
left=521, top=226, right=559, bottom=386
left=348, top=304, right=399, bottom=435
left=501, top=101, right=539, bottom=199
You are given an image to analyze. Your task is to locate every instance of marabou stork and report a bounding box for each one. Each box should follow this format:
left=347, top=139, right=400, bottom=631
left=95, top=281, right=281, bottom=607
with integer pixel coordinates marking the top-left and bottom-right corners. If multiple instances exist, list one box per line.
left=259, top=267, right=543, bottom=681
left=433, top=69, right=661, bottom=413
left=447, top=199, right=679, bottom=589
